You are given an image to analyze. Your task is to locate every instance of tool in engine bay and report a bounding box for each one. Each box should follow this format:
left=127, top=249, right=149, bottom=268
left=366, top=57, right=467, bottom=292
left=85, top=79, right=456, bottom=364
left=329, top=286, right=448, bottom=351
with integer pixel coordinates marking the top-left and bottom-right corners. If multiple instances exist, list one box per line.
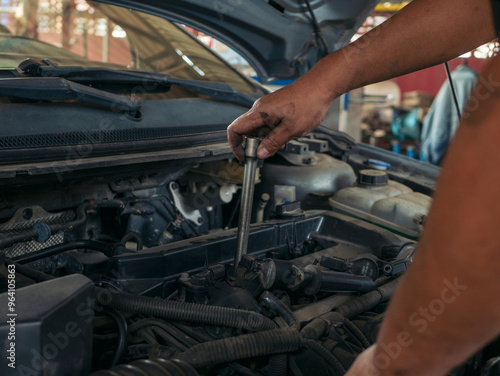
left=232, top=137, right=260, bottom=276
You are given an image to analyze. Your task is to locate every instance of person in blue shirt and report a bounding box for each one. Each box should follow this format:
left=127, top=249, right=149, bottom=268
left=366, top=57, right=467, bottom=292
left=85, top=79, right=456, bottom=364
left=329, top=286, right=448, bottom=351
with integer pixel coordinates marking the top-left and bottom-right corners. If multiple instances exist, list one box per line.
left=421, top=64, right=478, bottom=165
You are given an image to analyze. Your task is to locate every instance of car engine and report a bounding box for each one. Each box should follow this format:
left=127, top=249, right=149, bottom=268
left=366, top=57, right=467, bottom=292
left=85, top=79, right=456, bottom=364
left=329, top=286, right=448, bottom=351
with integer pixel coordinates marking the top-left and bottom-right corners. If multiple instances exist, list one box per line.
left=0, top=129, right=498, bottom=376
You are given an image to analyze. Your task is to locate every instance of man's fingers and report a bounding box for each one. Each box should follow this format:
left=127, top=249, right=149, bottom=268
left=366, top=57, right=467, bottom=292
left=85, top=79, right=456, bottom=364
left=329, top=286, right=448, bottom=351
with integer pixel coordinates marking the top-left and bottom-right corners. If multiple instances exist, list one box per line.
left=257, top=117, right=294, bottom=159
left=345, top=345, right=380, bottom=376
left=227, top=111, right=266, bottom=162
left=227, top=131, right=244, bottom=162
left=227, top=108, right=285, bottom=161
left=229, top=111, right=268, bottom=134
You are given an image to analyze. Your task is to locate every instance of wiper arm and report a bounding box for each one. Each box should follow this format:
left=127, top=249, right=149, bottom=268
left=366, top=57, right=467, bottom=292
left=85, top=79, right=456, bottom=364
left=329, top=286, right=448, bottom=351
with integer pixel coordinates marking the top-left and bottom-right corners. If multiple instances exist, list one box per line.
left=0, top=77, right=141, bottom=113
left=20, top=59, right=256, bottom=107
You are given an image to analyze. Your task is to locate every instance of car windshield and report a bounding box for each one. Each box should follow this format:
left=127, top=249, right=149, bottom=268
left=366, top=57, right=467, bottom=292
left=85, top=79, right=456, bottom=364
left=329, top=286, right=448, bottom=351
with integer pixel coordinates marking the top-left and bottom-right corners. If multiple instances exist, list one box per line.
left=0, top=0, right=262, bottom=96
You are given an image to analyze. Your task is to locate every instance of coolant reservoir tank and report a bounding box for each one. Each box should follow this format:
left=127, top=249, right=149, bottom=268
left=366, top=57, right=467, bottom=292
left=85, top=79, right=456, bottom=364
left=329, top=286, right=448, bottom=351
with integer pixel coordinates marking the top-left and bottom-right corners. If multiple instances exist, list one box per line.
left=256, top=153, right=356, bottom=218
left=330, top=170, right=432, bottom=239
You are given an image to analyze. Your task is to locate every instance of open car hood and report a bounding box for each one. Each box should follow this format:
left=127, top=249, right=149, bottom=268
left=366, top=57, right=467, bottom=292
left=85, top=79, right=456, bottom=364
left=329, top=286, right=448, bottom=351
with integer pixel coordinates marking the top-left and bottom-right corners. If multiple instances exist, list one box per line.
left=94, top=0, right=377, bottom=82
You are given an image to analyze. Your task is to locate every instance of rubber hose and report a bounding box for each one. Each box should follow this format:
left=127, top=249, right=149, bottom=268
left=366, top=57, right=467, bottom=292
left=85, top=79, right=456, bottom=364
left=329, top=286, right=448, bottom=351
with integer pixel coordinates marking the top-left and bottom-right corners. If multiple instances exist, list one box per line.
left=125, top=344, right=153, bottom=359
left=301, top=312, right=344, bottom=340
left=335, top=278, right=398, bottom=319
left=103, top=308, right=128, bottom=367
left=95, top=288, right=276, bottom=332
left=98, top=200, right=126, bottom=211
left=301, top=279, right=399, bottom=340
left=343, top=319, right=371, bottom=348
left=176, top=328, right=302, bottom=368
left=229, top=362, right=263, bottom=376
left=90, top=358, right=199, bottom=376
left=302, top=339, right=345, bottom=375
left=126, top=344, right=178, bottom=360
left=0, top=202, right=90, bottom=250
left=120, top=231, right=143, bottom=251
left=0, top=229, right=38, bottom=251
left=289, top=355, right=304, bottom=376
left=128, top=319, right=197, bottom=349
left=267, top=354, right=287, bottom=376
left=5, top=259, right=54, bottom=281
left=260, top=291, right=297, bottom=328
left=13, top=240, right=110, bottom=264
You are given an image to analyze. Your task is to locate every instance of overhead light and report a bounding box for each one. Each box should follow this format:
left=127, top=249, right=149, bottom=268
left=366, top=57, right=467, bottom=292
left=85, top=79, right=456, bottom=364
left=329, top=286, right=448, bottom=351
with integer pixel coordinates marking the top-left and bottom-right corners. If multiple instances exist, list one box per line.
left=112, top=25, right=126, bottom=38
left=175, top=48, right=207, bottom=77
left=182, top=55, right=194, bottom=66
left=193, top=66, right=205, bottom=77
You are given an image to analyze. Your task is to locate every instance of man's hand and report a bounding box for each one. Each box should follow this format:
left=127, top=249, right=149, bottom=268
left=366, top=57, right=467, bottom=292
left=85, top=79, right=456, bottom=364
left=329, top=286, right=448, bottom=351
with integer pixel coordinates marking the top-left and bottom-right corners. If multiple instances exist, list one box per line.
left=227, top=78, right=334, bottom=161
left=346, top=346, right=380, bottom=376
left=227, top=0, right=496, bottom=163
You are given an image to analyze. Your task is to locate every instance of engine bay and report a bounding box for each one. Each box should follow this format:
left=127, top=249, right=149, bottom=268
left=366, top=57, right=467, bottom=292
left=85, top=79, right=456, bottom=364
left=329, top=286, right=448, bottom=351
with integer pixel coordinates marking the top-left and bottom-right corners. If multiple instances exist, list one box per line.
left=0, top=130, right=498, bottom=376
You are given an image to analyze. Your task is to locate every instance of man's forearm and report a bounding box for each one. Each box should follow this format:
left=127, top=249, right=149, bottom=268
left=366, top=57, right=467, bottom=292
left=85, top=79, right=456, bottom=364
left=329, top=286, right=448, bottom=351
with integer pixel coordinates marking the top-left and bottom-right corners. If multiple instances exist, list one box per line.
left=372, top=55, right=500, bottom=375
left=304, top=0, right=496, bottom=100
left=227, top=0, right=498, bottom=163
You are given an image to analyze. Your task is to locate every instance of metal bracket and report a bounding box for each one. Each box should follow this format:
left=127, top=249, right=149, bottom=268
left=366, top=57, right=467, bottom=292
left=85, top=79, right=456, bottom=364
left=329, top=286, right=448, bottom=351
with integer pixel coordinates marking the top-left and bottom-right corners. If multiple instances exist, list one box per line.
left=169, top=182, right=204, bottom=226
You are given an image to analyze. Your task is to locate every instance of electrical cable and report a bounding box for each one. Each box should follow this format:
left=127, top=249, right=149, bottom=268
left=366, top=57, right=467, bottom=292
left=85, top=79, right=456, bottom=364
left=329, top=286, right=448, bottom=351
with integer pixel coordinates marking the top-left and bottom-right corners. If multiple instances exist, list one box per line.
left=304, top=0, right=330, bottom=55
left=444, top=62, right=462, bottom=119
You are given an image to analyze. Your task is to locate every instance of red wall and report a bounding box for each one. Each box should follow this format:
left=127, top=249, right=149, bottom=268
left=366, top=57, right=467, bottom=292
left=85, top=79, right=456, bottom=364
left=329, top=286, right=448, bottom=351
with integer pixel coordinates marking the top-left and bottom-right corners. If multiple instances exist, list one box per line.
left=393, top=57, right=490, bottom=97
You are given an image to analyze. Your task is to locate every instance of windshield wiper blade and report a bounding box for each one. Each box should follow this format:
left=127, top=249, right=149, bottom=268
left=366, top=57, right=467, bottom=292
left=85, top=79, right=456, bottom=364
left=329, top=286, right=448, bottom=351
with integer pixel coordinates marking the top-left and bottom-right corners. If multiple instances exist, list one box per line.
left=162, top=76, right=255, bottom=107
left=0, top=77, right=141, bottom=112
left=19, top=59, right=256, bottom=107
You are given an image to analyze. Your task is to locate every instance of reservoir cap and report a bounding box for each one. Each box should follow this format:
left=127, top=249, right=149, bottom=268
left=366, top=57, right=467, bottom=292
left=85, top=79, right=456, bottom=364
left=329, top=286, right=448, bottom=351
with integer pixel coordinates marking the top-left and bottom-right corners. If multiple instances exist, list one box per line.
left=359, top=169, right=388, bottom=186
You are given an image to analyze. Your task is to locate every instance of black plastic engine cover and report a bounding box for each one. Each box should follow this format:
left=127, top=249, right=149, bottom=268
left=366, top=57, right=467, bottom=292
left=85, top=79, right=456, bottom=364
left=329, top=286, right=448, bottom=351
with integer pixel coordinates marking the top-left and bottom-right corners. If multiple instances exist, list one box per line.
left=106, top=211, right=409, bottom=297
left=0, top=274, right=94, bottom=375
